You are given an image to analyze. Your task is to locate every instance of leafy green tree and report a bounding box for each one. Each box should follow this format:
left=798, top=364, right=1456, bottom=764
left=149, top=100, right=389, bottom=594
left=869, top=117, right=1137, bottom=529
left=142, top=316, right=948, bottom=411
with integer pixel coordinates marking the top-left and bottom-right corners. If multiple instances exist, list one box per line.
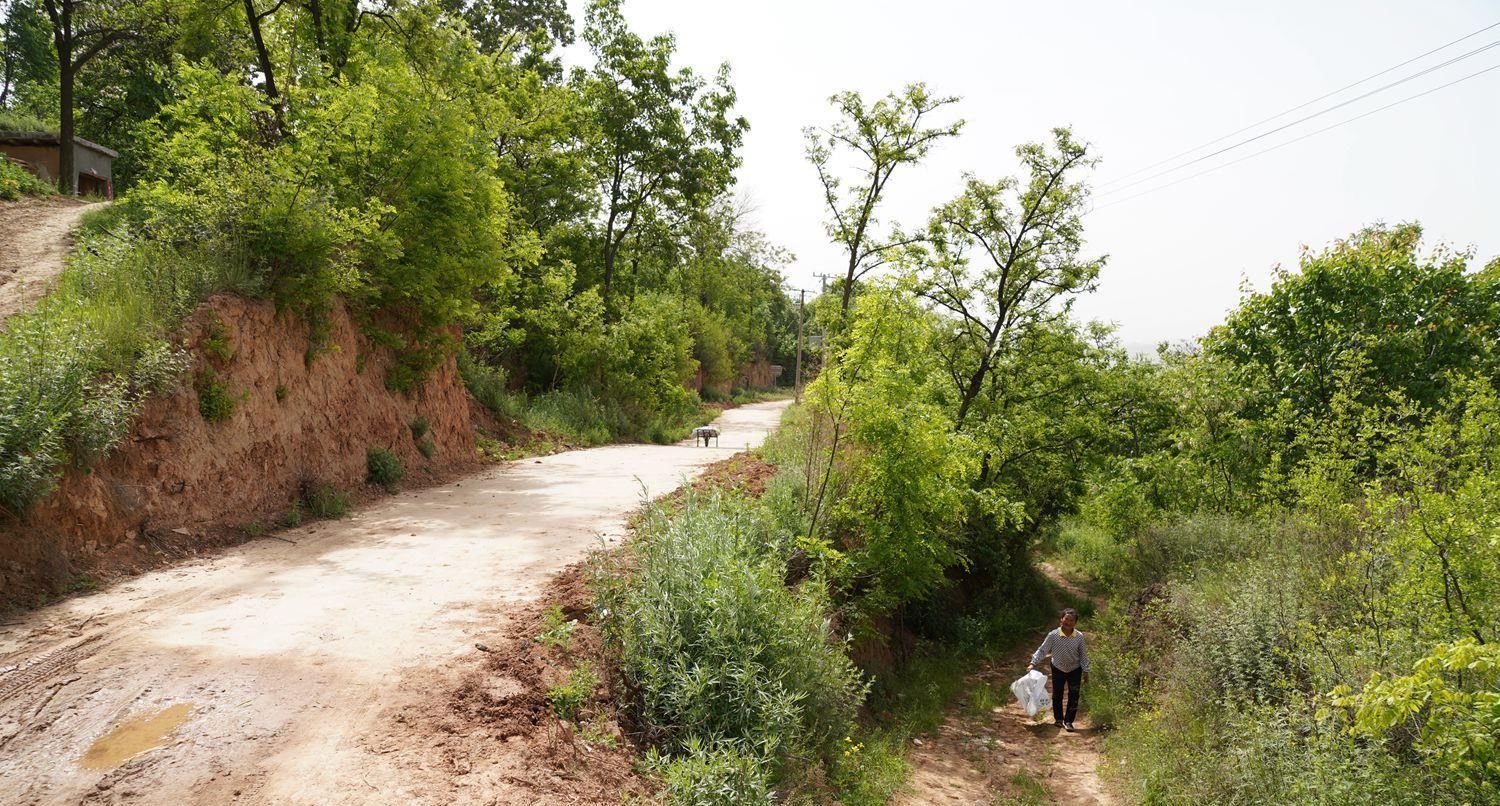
left=1207, top=223, right=1500, bottom=422
left=1, top=0, right=56, bottom=113
left=803, top=279, right=978, bottom=613
left=804, top=83, right=963, bottom=315
left=441, top=0, right=570, bottom=57
left=914, top=127, right=1103, bottom=428
left=574, top=0, right=745, bottom=308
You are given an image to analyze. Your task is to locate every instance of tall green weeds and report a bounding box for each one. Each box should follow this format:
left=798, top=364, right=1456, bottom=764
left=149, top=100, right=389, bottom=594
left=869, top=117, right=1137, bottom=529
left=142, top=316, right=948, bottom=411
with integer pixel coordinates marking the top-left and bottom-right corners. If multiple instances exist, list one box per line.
left=0, top=218, right=260, bottom=513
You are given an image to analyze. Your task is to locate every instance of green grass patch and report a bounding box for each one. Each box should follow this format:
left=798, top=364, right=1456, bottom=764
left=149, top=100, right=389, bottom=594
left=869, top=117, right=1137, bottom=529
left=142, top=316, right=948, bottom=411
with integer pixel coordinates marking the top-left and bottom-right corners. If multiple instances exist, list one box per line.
left=282, top=499, right=304, bottom=528
left=533, top=604, right=576, bottom=650
left=0, top=160, right=57, bottom=200
left=365, top=447, right=404, bottom=491
left=305, top=483, right=350, bottom=519
left=0, top=218, right=263, bottom=515
left=199, top=318, right=234, bottom=362
left=196, top=368, right=244, bottom=423
left=547, top=666, right=598, bottom=722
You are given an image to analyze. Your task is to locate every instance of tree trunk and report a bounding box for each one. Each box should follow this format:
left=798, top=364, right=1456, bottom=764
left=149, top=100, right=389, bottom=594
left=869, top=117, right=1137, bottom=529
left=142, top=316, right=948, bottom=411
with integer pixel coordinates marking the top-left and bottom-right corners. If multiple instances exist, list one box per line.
left=243, top=0, right=285, bottom=134
left=58, top=63, right=74, bottom=194
left=954, top=360, right=987, bottom=428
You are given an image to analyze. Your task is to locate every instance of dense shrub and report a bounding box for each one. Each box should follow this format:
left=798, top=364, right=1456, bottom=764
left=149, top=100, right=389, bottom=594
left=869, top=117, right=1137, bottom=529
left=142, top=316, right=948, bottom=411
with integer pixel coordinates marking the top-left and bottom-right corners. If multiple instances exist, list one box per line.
left=0, top=225, right=213, bottom=514
left=195, top=369, right=242, bottom=423
left=594, top=491, right=865, bottom=787
left=547, top=666, right=598, bottom=722
left=647, top=742, right=775, bottom=806
left=1081, top=372, right=1500, bottom=803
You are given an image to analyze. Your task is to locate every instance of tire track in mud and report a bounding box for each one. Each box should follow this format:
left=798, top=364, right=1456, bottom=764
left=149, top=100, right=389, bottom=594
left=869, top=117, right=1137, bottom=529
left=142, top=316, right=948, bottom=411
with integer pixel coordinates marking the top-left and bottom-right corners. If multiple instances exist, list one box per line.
left=0, top=634, right=110, bottom=704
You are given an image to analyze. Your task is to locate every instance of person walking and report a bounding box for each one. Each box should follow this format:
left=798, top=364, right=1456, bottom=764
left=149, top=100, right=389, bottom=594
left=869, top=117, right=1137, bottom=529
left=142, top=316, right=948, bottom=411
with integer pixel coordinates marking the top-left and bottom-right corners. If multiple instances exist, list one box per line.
left=1028, top=607, right=1090, bottom=731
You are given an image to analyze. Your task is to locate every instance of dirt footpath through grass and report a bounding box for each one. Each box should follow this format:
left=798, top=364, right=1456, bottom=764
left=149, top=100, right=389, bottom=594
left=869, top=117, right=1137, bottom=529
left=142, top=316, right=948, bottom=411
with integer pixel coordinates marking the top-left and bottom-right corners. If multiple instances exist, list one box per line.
left=895, top=564, right=1115, bottom=805
left=0, top=197, right=105, bottom=323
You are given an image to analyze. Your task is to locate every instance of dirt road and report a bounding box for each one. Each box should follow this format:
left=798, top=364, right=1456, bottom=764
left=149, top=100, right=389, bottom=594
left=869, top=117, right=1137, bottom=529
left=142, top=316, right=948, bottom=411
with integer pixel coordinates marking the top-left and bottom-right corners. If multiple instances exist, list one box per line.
left=0, top=197, right=105, bottom=322
left=0, top=400, right=788, bottom=804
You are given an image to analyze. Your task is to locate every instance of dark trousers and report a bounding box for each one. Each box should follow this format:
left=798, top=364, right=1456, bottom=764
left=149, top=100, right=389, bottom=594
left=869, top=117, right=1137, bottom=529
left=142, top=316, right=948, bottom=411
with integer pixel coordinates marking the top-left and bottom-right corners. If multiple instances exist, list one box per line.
left=1051, top=666, right=1082, bottom=723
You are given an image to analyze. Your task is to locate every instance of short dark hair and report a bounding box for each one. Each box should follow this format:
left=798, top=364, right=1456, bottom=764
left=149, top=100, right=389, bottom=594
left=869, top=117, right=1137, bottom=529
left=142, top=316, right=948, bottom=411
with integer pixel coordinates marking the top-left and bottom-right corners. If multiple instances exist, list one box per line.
left=1060, top=607, right=1079, bottom=619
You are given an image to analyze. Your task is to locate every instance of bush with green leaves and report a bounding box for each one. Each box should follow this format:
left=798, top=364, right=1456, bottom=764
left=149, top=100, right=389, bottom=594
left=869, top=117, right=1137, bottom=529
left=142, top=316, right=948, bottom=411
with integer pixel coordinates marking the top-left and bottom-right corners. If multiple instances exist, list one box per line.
left=365, top=447, right=404, bottom=492
left=594, top=491, right=865, bottom=789
left=646, top=742, right=775, bottom=806
left=802, top=282, right=981, bottom=615
left=1334, top=639, right=1499, bottom=799
left=1084, top=366, right=1500, bottom=803
left=196, top=368, right=243, bottom=423
left=0, top=226, right=198, bottom=515
left=533, top=604, right=576, bottom=650
left=0, top=159, right=55, bottom=200
left=547, top=665, right=598, bottom=722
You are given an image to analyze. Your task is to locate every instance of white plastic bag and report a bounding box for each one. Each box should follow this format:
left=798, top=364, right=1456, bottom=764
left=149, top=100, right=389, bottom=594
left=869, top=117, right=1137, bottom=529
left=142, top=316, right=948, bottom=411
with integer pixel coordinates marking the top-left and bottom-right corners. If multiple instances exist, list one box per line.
left=1009, top=669, right=1052, bottom=719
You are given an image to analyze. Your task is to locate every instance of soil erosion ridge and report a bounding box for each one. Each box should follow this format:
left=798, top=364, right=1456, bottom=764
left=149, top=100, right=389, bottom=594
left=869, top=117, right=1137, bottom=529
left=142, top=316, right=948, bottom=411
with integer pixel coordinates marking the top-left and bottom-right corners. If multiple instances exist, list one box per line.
left=0, top=400, right=788, bottom=804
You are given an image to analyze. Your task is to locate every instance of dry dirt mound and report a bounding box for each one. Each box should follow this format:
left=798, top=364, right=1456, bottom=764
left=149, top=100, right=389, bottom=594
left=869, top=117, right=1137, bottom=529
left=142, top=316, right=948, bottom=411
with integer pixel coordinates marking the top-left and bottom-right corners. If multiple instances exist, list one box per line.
left=0, top=197, right=105, bottom=322
left=368, top=565, right=654, bottom=804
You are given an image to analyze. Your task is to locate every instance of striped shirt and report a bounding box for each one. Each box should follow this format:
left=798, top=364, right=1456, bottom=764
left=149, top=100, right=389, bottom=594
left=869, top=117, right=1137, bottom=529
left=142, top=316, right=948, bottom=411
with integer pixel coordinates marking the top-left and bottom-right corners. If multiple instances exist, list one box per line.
left=1031, top=628, right=1090, bottom=673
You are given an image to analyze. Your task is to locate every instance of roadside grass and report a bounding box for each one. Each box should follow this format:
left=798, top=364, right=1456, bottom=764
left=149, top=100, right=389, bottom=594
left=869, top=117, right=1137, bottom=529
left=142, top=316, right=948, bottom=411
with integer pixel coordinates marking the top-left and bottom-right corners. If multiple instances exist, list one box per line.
left=533, top=604, right=576, bottom=650
left=365, top=447, right=405, bottom=491
left=594, top=489, right=866, bottom=804
left=460, top=350, right=762, bottom=452
left=547, top=665, right=599, bottom=722
left=305, top=483, right=351, bottom=519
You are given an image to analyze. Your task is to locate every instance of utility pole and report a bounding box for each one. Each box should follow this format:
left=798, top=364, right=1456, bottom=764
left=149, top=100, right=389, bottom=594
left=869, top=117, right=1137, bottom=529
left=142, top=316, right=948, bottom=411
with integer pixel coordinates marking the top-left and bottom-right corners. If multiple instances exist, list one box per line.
left=795, top=289, right=805, bottom=403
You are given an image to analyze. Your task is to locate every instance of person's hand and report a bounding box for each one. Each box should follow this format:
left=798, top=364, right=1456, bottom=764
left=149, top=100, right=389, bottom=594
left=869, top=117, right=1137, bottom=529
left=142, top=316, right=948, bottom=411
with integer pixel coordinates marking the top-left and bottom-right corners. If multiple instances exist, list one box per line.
left=1026, top=663, right=1034, bottom=672
left=1082, top=672, right=1090, bottom=684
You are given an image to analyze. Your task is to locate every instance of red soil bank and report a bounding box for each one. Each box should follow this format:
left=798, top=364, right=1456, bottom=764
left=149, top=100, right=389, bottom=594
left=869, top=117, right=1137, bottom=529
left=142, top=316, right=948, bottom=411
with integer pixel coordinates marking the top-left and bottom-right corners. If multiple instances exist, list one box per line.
left=0, top=294, right=478, bottom=608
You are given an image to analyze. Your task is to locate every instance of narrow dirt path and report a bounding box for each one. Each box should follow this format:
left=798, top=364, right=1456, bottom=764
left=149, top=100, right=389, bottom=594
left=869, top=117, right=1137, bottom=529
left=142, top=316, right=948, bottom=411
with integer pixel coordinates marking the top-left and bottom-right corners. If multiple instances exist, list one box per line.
left=895, top=565, right=1114, bottom=806
left=0, top=400, right=788, bottom=805
left=0, top=197, right=106, bottom=322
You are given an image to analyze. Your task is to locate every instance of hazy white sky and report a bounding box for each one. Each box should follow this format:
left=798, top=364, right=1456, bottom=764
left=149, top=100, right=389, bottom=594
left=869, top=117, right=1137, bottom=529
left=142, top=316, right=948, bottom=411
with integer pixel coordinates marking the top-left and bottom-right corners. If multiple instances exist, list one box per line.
left=565, top=1, right=1500, bottom=348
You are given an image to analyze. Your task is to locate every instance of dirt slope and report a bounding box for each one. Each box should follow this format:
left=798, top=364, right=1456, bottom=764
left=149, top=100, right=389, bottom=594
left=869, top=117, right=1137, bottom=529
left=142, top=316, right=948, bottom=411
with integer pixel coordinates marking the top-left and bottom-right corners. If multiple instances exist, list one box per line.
left=0, top=401, right=788, bottom=805
left=0, top=197, right=105, bottom=322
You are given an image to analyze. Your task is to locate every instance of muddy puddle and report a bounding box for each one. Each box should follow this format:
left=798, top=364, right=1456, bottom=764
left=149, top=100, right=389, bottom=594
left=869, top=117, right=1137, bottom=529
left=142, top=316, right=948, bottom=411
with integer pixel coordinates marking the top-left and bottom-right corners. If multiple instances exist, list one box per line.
left=79, top=703, right=195, bottom=770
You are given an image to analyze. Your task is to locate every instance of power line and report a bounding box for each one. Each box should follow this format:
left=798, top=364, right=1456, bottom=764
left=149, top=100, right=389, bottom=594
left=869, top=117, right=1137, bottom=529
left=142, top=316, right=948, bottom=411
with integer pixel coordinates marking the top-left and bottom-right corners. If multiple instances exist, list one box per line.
left=1097, top=37, right=1500, bottom=198
left=1091, top=60, right=1500, bottom=212
left=1099, top=18, right=1500, bottom=188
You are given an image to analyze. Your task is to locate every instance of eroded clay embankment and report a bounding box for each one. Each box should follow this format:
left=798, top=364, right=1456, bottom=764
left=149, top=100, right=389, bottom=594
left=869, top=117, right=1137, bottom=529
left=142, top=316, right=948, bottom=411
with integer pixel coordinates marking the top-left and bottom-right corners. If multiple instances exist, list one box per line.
left=0, top=295, right=477, bottom=607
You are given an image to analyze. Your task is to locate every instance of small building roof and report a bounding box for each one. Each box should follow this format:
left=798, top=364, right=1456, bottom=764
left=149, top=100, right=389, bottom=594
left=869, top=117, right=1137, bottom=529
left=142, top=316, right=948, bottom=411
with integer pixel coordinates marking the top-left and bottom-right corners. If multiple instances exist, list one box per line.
left=0, top=132, right=119, bottom=159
